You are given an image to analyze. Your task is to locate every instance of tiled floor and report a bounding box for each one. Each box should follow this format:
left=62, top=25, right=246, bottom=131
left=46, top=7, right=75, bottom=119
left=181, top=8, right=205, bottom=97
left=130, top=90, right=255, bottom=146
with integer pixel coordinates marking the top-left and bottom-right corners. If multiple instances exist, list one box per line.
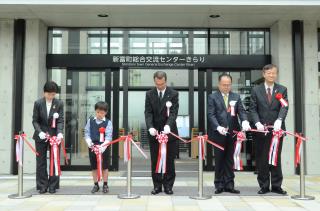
left=0, top=171, right=320, bottom=211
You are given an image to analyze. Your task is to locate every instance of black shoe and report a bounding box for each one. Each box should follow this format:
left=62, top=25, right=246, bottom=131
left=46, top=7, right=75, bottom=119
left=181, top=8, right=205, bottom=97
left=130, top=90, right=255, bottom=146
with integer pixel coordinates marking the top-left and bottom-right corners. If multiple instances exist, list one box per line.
left=224, top=188, right=240, bottom=194
left=258, top=188, right=270, bottom=194
left=91, top=184, right=100, bottom=194
left=102, top=184, right=109, bottom=193
left=271, top=187, right=287, bottom=195
left=151, top=187, right=162, bottom=195
left=164, top=188, right=173, bottom=195
left=39, top=188, right=47, bottom=194
left=48, top=188, right=56, bottom=194
left=215, top=188, right=224, bottom=194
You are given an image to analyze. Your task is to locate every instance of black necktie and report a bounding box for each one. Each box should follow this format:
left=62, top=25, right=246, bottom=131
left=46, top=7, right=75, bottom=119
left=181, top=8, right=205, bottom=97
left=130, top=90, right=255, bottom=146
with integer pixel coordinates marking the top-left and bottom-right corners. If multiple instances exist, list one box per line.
left=159, top=91, right=162, bottom=101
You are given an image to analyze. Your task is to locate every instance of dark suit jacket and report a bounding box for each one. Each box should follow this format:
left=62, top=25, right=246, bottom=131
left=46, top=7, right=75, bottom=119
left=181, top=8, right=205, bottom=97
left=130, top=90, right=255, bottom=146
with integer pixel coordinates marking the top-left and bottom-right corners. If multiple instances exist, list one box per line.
left=32, top=97, right=64, bottom=141
left=207, top=91, right=248, bottom=141
left=144, top=87, right=179, bottom=141
left=249, top=83, right=288, bottom=129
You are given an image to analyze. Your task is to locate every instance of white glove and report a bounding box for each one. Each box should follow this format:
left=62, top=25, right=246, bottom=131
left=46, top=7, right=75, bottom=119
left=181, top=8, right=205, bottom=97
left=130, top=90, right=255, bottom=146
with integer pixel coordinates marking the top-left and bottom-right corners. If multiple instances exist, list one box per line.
left=255, top=122, right=265, bottom=131
left=217, top=126, right=228, bottom=136
left=163, top=125, right=171, bottom=134
left=57, top=133, right=63, bottom=140
left=85, top=138, right=94, bottom=148
left=148, top=128, right=157, bottom=136
left=100, top=145, right=107, bottom=153
left=241, top=120, right=251, bottom=131
left=273, top=119, right=282, bottom=132
left=38, top=132, right=46, bottom=140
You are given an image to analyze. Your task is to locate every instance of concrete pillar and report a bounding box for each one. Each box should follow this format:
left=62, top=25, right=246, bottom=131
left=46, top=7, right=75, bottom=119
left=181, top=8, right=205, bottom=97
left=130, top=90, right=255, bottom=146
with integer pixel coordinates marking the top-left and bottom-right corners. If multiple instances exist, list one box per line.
left=22, top=19, right=47, bottom=173
left=0, top=20, right=14, bottom=174
left=270, top=20, right=295, bottom=175
left=303, top=20, right=320, bottom=174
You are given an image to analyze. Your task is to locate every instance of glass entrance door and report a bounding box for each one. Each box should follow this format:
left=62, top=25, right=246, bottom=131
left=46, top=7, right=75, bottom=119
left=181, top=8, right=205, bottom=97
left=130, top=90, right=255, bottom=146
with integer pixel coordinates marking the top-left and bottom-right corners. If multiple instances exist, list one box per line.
left=64, top=70, right=106, bottom=169
left=49, top=68, right=120, bottom=170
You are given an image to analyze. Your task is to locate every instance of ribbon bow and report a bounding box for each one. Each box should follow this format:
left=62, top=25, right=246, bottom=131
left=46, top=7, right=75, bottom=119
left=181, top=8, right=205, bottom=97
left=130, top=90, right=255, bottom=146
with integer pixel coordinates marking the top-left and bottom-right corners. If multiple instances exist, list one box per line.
left=268, top=130, right=283, bottom=166
left=46, top=134, right=69, bottom=176
left=155, top=133, right=169, bottom=173
left=233, top=131, right=246, bottom=170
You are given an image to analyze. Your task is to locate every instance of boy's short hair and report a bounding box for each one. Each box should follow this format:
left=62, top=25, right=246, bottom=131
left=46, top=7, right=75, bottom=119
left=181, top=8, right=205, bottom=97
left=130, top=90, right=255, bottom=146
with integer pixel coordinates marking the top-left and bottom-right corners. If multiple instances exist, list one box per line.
left=95, top=101, right=108, bottom=112
left=43, top=81, right=59, bottom=93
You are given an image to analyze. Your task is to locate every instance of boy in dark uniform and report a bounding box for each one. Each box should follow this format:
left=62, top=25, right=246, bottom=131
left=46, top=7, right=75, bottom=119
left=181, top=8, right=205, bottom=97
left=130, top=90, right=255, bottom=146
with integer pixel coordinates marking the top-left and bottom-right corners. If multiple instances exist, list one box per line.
left=84, top=101, right=112, bottom=193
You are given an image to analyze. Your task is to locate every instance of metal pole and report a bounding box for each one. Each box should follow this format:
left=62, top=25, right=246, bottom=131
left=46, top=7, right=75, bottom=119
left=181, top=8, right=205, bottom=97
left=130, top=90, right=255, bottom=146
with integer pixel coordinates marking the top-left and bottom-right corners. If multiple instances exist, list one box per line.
left=291, top=134, right=315, bottom=200
left=190, top=132, right=211, bottom=200
left=118, top=134, right=140, bottom=199
left=9, top=131, right=32, bottom=199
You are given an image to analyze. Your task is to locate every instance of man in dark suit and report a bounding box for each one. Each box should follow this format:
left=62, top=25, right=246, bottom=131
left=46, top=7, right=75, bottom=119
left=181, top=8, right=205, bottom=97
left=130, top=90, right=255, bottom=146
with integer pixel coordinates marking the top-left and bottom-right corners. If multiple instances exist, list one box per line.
left=207, top=73, right=251, bottom=194
left=32, top=81, right=64, bottom=194
left=144, top=71, right=179, bottom=195
left=249, top=64, right=288, bottom=195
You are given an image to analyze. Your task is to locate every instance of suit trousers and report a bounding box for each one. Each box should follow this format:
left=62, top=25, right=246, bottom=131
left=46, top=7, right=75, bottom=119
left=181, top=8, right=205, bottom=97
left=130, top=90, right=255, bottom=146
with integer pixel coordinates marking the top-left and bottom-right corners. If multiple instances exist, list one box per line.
left=35, top=140, right=60, bottom=190
left=214, top=134, right=235, bottom=189
left=255, top=132, right=283, bottom=189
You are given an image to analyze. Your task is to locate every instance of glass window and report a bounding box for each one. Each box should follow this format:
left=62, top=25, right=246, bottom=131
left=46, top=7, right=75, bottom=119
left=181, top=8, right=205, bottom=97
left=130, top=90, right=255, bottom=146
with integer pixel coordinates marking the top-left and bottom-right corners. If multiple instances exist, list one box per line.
left=210, top=29, right=269, bottom=55
left=48, top=28, right=108, bottom=54
left=128, top=69, right=189, bottom=87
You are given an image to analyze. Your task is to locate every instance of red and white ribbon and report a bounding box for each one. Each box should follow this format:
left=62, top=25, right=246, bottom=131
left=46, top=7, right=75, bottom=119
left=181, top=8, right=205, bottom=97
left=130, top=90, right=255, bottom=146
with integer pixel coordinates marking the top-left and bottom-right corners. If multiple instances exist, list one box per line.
left=166, top=101, right=172, bottom=117
left=295, top=136, right=302, bottom=167
left=46, top=135, right=61, bottom=176
left=14, top=133, right=39, bottom=167
left=91, top=145, right=103, bottom=181
left=233, top=131, right=246, bottom=170
left=169, top=132, right=224, bottom=151
left=275, top=93, right=288, bottom=107
left=51, top=113, right=59, bottom=128
left=268, top=130, right=283, bottom=166
left=100, top=135, right=148, bottom=162
left=293, top=133, right=308, bottom=167
left=14, top=134, right=25, bottom=166
left=197, top=135, right=206, bottom=160
left=45, top=134, right=68, bottom=176
left=124, top=136, right=131, bottom=162
left=229, top=101, right=237, bottom=116
left=99, top=127, right=105, bottom=142
left=155, top=133, right=168, bottom=173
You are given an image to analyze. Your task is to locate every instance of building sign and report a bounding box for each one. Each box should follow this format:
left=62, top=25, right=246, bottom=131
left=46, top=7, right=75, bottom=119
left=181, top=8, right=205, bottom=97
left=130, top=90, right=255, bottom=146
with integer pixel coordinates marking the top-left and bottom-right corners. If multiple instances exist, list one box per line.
left=46, top=54, right=271, bottom=69
left=111, top=55, right=206, bottom=68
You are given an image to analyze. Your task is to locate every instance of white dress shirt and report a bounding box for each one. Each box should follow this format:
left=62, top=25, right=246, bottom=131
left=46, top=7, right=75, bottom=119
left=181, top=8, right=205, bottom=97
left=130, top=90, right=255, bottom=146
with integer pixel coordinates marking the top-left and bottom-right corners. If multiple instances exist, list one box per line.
left=157, top=87, right=166, bottom=98
left=46, top=101, right=52, bottom=117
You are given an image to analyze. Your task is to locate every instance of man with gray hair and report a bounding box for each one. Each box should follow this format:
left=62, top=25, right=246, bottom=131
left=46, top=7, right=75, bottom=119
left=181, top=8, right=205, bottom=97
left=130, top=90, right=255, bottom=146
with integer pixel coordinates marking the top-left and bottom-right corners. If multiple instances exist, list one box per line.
left=144, top=71, right=179, bottom=195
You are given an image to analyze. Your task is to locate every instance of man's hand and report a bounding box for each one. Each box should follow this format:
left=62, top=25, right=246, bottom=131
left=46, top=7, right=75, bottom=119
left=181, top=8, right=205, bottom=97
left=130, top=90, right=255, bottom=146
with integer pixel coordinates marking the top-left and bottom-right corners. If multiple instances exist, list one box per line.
left=85, top=138, right=94, bottom=148
left=255, top=122, right=265, bottom=131
left=217, top=126, right=228, bottom=136
left=38, top=131, right=46, bottom=140
left=163, top=125, right=171, bottom=134
left=57, top=133, right=64, bottom=140
left=100, top=145, right=107, bottom=153
left=273, top=119, right=282, bottom=132
left=148, top=128, right=157, bottom=136
left=241, top=120, right=251, bottom=131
